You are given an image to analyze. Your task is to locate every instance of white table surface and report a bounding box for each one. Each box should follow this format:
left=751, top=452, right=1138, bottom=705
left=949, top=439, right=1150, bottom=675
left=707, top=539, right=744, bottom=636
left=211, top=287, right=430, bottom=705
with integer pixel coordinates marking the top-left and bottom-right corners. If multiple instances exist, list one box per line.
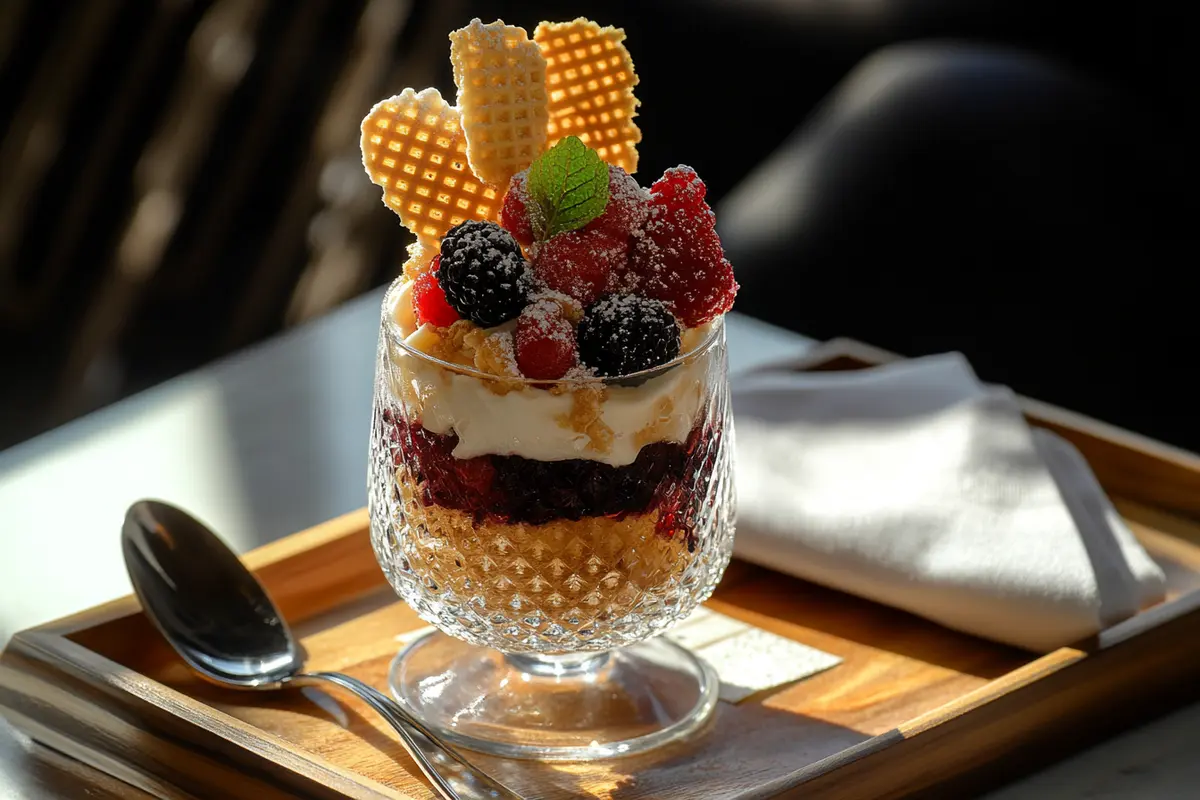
left=1, top=286, right=1197, bottom=798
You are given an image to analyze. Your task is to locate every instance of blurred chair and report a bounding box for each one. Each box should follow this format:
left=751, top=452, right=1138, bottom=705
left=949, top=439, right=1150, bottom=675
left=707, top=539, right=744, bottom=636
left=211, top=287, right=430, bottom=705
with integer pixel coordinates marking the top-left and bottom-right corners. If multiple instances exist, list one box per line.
left=717, top=39, right=1195, bottom=448
left=0, top=0, right=470, bottom=448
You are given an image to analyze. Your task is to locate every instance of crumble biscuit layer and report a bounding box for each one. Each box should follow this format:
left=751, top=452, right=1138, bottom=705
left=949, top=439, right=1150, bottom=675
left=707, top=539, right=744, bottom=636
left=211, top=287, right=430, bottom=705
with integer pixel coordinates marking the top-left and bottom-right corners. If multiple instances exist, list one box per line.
left=394, top=468, right=693, bottom=627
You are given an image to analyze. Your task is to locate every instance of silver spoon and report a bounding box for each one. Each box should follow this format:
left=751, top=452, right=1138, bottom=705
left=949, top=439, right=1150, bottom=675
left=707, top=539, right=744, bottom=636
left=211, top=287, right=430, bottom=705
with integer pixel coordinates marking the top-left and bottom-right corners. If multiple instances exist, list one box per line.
left=121, top=499, right=519, bottom=800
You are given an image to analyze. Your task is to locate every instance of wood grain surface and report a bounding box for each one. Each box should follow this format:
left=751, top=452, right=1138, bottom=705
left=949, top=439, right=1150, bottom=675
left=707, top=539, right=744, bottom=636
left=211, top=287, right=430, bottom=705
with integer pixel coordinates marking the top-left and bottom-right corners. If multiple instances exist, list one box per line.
left=0, top=716, right=157, bottom=800
left=3, top=340, right=1200, bottom=799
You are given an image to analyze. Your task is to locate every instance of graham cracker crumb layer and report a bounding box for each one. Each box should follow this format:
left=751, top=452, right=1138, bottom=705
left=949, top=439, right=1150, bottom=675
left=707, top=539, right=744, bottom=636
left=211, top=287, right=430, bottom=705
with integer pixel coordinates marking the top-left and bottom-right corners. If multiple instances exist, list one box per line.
left=392, top=468, right=693, bottom=625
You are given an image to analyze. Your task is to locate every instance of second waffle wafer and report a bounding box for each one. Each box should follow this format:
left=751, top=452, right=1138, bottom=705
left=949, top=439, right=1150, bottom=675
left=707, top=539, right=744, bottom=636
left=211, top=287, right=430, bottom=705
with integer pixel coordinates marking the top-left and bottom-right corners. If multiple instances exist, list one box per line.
left=534, top=18, right=641, bottom=174
left=450, top=18, right=550, bottom=188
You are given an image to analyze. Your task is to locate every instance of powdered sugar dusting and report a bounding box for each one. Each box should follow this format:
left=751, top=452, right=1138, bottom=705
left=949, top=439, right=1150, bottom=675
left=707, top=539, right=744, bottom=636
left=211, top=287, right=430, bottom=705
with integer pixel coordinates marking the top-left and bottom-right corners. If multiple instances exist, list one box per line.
left=489, top=330, right=517, bottom=359
left=507, top=168, right=544, bottom=240
left=513, top=296, right=579, bottom=379
left=658, top=165, right=707, bottom=205
left=519, top=297, right=573, bottom=341
left=530, top=288, right=583, bottom=320
left=598, top=164, right=651, bottom=231
left=562, top=362, right=599, bottom=381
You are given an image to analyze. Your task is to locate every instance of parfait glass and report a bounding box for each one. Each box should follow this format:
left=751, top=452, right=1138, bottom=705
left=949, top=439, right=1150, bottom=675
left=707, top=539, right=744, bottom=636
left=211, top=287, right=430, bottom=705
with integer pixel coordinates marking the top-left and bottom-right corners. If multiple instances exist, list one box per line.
left=367, top=279, right=736, bottom=761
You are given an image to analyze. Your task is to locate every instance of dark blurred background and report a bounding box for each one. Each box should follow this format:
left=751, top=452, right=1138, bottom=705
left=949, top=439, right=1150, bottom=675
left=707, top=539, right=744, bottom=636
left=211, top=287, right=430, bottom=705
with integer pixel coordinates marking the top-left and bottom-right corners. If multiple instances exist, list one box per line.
left=0, top=0, right=1193, bottom=452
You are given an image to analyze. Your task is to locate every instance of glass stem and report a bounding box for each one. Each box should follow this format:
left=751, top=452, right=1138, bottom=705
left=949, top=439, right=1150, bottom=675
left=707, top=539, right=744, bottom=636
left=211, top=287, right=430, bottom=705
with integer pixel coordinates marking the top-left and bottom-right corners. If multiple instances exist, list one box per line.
left=505, top=650, right=611, bottom=678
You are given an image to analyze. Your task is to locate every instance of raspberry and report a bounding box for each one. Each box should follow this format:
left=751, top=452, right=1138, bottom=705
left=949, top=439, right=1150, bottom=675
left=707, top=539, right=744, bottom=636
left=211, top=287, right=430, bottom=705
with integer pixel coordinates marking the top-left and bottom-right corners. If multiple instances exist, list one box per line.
left=577, top=294, right=681, bottom=377
left=499, top=171, right=535, bottom=247
left=439, top=220, right=532, bottom=327
left=649, top=164, right=709, bottom=210
left=585, top=165, right=650, bottom=241
left=411, top=259, right=460, bottom=327
left=629, top=166, right=738, bottom=327
left=533, top=228, right=626, bottom=306
left=514, top=299, right=577, bottom=380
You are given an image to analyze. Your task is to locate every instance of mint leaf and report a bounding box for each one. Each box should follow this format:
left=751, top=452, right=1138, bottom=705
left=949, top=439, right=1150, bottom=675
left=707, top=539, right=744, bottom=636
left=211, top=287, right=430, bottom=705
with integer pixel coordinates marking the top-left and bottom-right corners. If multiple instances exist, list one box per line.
left=525, top=136, right=610, bottom=240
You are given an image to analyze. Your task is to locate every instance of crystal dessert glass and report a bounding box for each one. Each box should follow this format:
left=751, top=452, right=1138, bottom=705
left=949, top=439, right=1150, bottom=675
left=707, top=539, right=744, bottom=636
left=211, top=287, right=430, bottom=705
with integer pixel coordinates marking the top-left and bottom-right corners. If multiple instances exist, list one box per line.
left=368, top=280, right=736, bottom=760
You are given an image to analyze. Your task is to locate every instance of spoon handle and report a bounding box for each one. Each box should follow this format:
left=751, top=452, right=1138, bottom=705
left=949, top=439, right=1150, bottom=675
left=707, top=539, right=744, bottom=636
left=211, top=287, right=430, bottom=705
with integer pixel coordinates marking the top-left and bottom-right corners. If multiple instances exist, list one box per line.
left=295, top=671, right=520, bottom=800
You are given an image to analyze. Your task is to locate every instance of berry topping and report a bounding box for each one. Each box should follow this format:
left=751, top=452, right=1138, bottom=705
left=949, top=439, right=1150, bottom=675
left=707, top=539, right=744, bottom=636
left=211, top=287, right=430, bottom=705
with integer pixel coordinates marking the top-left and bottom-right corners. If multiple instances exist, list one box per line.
left=411, top=258, right=460, bottom=327
left=438, top=220, right=533, bottom=327
left=629, top=166, right=739, bottom=327
left=533, top=228, right=626, bottom=306
left=585, top=164, right=650, bottom=241
left=499, top=171, right=535, bottom=247
left=577, top=294, right=681, bottom=377
left=514, top=299, right=578, bottom=380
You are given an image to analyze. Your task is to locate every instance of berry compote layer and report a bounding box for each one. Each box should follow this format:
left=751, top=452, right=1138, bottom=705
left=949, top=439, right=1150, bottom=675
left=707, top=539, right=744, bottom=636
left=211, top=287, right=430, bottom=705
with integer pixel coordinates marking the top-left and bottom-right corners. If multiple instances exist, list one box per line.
left=382, top=410, right=713, bottom=539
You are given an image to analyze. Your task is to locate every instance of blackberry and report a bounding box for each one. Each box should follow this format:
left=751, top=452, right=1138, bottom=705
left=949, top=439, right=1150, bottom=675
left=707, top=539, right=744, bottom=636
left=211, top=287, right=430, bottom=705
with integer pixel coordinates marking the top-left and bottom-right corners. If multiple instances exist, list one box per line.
left=438, top=220, right=532, bottom=327
left=577, top=294, right=681, bottom=378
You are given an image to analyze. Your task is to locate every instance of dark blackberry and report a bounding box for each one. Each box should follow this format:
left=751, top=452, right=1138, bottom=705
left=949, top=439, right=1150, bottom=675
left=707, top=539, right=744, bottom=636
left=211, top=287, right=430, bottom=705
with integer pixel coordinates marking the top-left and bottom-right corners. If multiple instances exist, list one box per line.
left=577, top=295, right=681, bottom=378
left=438, top=220, right=532, bottom=327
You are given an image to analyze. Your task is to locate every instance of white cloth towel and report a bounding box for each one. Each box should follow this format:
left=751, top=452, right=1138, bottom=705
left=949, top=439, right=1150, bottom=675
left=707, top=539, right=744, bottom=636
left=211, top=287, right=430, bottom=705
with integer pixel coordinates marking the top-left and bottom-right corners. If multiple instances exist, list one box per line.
left=731, top=351, right=1166, bottom=652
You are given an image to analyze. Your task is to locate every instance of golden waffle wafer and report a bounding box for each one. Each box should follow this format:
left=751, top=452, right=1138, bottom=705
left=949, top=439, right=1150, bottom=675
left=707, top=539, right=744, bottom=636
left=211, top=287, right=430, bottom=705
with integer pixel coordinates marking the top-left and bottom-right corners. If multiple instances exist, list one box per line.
left=360, top=87, right=500, bottom=246
left=534, top=18, right=641, bottom=174
left=450, top=19, right=550, bottom=188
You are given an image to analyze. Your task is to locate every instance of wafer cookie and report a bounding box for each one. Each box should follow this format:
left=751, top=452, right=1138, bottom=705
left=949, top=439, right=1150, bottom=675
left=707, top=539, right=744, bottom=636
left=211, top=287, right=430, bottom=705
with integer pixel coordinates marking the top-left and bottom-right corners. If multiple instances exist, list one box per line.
left=360, top=87, right=500, bottom=246
left=450, top=19, right=549, bottom=187
left=534, top=18, right=640, bottom=174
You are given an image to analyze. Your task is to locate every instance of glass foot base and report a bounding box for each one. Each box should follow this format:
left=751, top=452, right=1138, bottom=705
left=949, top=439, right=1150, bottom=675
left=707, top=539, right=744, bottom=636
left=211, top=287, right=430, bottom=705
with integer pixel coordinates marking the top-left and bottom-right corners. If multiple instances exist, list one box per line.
left=387, top=631, right=718, bottom=761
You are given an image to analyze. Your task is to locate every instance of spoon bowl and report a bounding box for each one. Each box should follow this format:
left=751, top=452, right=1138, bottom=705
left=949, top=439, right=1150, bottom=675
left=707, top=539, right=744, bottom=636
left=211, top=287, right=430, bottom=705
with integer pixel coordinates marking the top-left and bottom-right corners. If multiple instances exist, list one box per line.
left=121, top=499, right=516, bottom=800
left=122, top=500, right=301, bottom=688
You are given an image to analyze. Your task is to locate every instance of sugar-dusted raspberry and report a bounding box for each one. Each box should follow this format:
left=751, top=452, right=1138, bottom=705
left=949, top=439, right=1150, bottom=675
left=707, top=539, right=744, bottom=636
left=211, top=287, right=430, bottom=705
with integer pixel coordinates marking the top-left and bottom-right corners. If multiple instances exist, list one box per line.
left=585, top=164, right=650, bottom=241
left=499, top=170, right=536, bottom=247
left=411, top=258, right=460, bottom=327
left=649, top=164, right=709, bottom=210
left=629, top=166, right=738, bottom=327
left=533, top=228, right=626, bottom=306
left=514, top=298, right=577, bottom=380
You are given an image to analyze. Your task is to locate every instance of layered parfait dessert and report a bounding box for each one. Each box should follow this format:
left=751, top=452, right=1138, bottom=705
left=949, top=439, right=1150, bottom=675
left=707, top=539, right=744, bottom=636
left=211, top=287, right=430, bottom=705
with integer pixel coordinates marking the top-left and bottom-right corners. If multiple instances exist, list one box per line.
left=364, top=17, right=738, bottom=655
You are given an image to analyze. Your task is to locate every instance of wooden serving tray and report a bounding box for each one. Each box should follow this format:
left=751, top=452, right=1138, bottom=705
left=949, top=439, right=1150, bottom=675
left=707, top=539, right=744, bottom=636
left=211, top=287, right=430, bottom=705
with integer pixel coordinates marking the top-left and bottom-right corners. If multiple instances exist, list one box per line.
left=4, top=338, right=1200, bottom=799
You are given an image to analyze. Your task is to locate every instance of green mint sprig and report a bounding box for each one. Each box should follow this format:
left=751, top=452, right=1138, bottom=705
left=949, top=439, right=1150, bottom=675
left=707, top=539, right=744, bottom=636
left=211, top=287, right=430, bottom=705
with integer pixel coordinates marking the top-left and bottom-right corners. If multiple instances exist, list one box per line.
left=525, top=136, right=610, bottom=241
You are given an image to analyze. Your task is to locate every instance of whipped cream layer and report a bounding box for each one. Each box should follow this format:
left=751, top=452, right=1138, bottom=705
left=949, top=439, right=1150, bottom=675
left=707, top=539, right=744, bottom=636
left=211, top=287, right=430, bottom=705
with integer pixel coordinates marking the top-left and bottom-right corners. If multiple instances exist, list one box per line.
left=385, top=286, right=716, bottom=466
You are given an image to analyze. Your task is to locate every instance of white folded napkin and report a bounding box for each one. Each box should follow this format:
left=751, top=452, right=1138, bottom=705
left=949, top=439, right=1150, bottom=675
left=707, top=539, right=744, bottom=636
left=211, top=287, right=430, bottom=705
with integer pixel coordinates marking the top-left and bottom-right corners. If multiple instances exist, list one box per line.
left=731, top=351, right=1166, bottom=652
